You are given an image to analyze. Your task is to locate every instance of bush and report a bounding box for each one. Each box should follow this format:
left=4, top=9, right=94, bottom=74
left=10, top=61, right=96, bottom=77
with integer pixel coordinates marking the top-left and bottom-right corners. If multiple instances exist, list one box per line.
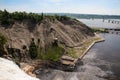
left=54, top=14, right=71, bottom=21
left=22, top=45, right=27, bottom=50
left=29, top=38, right=38, bottom=59
left=0, top=33, right=7, bottom=47
left=0, top=9, right=10, bottom=25
left=38, top=46, right=63, bottom=62
left=0, top=33, right=7, bottom=57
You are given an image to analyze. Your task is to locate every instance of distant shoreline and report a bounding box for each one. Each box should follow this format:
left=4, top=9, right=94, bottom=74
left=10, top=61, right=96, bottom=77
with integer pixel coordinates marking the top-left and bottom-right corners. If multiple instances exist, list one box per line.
left=43, top=13, right=120, bottom=19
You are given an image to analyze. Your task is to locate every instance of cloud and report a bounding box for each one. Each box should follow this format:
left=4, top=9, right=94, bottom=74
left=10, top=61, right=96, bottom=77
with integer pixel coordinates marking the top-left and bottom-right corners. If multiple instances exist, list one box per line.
left=47, top=0, right=63, bottom=2
left=32, top=0, right=67, bottom=3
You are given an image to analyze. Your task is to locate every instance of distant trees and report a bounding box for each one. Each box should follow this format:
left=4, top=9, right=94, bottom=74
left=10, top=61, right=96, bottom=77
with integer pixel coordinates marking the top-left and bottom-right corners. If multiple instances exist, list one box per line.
left=0, top=10, right=43, bottom=25
left=54, top=14, right=71, bottom=21
left=0, top=10, right=10, bottom=25
left=0, top=9, right=71, bottom=25
left=10, top=11, right=26, bottom=21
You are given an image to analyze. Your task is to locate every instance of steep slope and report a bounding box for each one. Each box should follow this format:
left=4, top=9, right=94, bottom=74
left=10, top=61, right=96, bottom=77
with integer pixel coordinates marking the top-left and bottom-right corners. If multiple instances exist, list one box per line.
left=0, top=18, right=94, bottom=50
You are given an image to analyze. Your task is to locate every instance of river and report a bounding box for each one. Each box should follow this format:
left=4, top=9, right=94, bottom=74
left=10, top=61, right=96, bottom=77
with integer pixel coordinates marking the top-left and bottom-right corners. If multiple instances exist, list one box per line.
left=36, top=19, right=120, bottom=80
left=78, top=19, right=120, bottom=28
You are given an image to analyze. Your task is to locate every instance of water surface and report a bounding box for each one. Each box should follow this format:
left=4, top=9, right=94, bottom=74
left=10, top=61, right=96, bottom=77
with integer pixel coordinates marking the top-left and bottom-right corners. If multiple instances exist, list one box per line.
left=78, top=19, right=120, bottom=28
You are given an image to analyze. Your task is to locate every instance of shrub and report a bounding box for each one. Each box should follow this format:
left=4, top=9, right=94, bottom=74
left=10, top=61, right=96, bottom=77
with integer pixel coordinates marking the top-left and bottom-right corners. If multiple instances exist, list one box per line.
left=38, top=46, right=63, bottom=62
left=29, top=38, right=38, bottom=59
left=0, top=33, right=7, bottom=47
left=22, top=45, right=27, bottom=50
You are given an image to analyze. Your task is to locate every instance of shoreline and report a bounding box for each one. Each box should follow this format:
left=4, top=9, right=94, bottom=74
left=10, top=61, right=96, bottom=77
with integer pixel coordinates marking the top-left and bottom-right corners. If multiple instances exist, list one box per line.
left=78, top=34, right=105, bottom=60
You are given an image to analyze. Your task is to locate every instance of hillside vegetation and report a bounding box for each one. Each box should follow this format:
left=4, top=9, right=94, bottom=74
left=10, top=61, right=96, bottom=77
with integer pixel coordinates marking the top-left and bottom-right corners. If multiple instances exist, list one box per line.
left=0, top=10, right=70, bottom=25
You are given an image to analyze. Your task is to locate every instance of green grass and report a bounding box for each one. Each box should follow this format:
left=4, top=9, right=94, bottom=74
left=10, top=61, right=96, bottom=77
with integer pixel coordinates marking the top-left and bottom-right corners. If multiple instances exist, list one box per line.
left=37, top=46, right=63, bottom=62
left=66, top=48, right=77, bottom=58
left=92, top=27, right=108, bottom=33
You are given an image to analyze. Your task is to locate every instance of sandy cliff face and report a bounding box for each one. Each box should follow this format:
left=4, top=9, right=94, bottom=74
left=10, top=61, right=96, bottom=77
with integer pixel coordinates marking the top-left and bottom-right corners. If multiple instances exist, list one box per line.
left=0, top=18, right=94, bottom=51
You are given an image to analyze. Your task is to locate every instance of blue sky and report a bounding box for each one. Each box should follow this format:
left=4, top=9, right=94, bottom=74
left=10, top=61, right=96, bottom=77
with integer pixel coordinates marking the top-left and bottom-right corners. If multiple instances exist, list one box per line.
left=0, top=0, right=120, bottom=15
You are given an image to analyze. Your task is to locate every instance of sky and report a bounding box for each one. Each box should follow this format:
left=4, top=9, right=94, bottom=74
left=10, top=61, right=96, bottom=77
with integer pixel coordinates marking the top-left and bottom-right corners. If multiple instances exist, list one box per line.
left=0, top=0, right=120, bottom=15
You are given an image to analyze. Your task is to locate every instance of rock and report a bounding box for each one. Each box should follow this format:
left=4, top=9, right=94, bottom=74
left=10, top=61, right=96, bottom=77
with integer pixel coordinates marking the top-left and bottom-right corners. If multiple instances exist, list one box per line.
left=21, top=63, right=36, bottom=77
left=53, top=74, right=65, bottom=80
left=34, top=68, right=43, bottom=75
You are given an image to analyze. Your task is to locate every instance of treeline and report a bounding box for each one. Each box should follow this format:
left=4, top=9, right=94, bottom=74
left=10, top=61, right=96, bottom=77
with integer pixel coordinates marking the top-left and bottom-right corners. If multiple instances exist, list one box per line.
left=69, top=14, right=120, bottom=19
left=0, top=9, right=71, bottom=25
left=46, top=13, right=120, bottom=19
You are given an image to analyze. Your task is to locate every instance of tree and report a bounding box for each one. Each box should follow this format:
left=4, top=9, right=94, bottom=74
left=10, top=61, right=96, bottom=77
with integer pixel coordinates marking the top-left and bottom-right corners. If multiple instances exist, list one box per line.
left=0, top=9, right=10, bottom=25
left=41, top=12, right=44, bottom=20
left=0, top=32, right=7, bottom=57
left=29, top=38, right=38, bottom=59
left=0, top=33, right=7, bottom=47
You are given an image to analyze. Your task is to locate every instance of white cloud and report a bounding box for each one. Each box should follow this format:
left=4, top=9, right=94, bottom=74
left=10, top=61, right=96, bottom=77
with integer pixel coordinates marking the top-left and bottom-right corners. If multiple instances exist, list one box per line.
left=47, top=0, right=63, bottom=2
left=32, top=0, right=67, bottom=3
